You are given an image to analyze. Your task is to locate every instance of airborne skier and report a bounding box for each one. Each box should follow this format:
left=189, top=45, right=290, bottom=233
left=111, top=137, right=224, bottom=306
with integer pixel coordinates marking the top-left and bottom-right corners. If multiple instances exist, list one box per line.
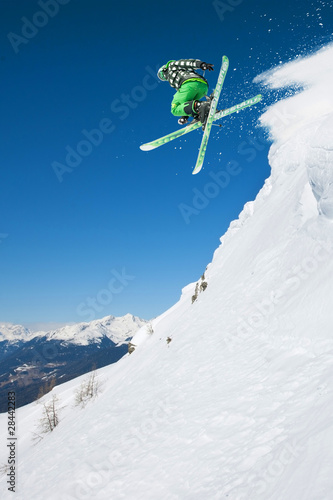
left=143, top=56, right=261, bottom=175
left=157, top=59, right=214, bottom=126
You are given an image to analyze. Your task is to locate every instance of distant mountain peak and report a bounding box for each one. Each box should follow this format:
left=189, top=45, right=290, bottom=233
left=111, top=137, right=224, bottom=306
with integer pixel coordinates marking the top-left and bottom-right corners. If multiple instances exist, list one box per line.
left=0, top=322, right=33, bottom=342
left=0, top=314, right=147, bottom=345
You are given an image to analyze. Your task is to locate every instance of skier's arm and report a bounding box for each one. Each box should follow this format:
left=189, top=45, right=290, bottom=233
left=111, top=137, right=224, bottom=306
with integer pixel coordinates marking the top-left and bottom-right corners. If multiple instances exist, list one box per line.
left=171, top=59, right=214, bottom=71
left=201, top=62, right=214, bottom=71
left=171, top=59, right=204, bottom=69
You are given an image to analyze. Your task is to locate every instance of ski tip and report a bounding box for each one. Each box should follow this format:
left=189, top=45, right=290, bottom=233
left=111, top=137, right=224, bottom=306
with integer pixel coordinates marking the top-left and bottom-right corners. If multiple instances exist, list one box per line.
left=192, top=166, right=202, bottom=175
left=140, top=144, right=155, bottom=151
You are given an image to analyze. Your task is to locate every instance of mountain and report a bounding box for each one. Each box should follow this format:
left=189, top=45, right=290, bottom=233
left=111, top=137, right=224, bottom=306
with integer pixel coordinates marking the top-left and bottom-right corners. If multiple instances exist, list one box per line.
left=38, top=313, right=146, bottom=345
left=0, top=314, right=147, bottom=411
left=0, top=313, right=144, bottom=345
left=0, top=323, right=32, bottom=343
left=1, top=45, right=333, bottom=499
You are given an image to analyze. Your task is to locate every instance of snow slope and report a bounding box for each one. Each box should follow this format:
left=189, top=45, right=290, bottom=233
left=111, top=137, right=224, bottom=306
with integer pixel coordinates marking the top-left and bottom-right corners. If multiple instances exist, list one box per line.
left=1, top=45, right=333, bottom=500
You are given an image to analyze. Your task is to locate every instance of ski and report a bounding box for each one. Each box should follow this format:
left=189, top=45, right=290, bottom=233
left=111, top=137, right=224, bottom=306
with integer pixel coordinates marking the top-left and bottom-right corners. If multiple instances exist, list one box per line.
left=192, top=55, right=229, bottom=174
left=140, top=94, right=262, bottom=152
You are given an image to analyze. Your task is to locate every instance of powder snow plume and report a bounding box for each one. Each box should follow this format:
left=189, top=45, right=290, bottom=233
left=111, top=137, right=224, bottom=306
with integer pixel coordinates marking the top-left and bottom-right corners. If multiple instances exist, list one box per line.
left=255, top=43, right=333, bottom=218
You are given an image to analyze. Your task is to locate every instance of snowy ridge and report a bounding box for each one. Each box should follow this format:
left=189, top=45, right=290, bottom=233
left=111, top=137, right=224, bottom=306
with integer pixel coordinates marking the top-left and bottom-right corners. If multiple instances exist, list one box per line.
left=0, top=323, right=32, bottom=343
left=0, top=314, right=147, bottom=346
left=1, top=46, right=333, bottom=500
left=44, top=313, right=147, bottom=346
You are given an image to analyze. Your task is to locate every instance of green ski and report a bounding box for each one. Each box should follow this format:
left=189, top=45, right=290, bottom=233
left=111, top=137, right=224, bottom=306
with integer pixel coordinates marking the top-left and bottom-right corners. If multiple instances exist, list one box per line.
left=192, top=55, right=229, bottom=175
left=139, top=93, right=262, bottom=151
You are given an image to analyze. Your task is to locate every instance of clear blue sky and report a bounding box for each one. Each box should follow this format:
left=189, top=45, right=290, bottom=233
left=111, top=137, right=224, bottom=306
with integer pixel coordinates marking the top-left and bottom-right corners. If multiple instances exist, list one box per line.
left=1, top=0, right=332, bottom=328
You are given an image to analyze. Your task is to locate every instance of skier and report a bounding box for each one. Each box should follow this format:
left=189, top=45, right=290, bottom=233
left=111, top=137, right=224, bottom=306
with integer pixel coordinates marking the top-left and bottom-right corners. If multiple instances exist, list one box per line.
left=157, top=59, right=214, bottom=126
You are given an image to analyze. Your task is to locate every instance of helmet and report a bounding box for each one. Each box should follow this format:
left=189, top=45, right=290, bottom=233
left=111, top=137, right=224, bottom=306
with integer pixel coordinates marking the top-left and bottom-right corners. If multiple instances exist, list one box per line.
left=157, top=65, right=167, bottom=81
left=157, top=60, right=175, bottom=81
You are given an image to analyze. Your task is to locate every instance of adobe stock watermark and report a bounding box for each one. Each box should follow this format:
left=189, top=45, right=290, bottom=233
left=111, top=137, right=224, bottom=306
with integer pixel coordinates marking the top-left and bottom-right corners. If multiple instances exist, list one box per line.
left=269, top=106, right=297, bottom=129
left=52, top=65, right=160, bottom=183
left=178, top=160, right=242, bottom=224
left=223, top=239, right=333, bottom=353
left=52, top=118, right=115, bottom=182
left=251, top=440, right=304, bottom=496
left=76, top=268, right=135, bottom=322
left=73, top=398, right=172, bottom=500
left=178, top=88, right=298, bottom=225
left=213, top=0, right=244, bottom=23
left=249, top=398, right=332, bottom=497
left=7, top=0, right=71, bottom=54
left=178, top=128, right=267, bottom=224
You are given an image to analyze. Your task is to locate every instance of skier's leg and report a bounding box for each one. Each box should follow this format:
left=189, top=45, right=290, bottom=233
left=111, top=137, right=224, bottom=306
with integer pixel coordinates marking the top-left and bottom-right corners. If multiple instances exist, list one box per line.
left=171, top=83, right=193, bottom=117
left=184, top=81, right=210, bottom=124
left=192, top=81, right=209, bottom=101
left=171, top=81, right=208, bottom=117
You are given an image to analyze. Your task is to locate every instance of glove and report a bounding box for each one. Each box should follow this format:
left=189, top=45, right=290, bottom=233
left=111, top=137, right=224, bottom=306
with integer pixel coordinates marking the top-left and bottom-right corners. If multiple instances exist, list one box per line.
left=200, top=62, right=214, bottom=71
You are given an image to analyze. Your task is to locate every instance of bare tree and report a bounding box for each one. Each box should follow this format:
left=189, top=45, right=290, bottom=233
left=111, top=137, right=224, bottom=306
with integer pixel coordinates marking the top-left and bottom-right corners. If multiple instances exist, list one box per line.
left=37, top=394, right=62, bottom=435
left=75, top=367, right=101, bottom=408
left=192, top=273, right=208, bottom=303
left=147, top=322, right=154, bottom=335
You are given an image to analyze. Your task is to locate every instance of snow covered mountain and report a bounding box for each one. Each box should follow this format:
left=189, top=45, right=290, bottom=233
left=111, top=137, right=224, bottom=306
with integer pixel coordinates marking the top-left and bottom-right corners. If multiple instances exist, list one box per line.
left=40, top=313, right=146, bottom=345
left=0, top=314, right=147, bottom=411
left=0, top=323, right=32, bottom=343
left=1, top=45, right=333, bottom=499
left=0, top=313, right=145, bottom=345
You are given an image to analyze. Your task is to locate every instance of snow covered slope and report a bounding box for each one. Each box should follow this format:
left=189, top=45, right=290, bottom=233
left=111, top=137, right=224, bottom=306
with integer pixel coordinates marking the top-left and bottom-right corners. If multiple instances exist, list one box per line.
left=1, top=45, right=333, bottom=500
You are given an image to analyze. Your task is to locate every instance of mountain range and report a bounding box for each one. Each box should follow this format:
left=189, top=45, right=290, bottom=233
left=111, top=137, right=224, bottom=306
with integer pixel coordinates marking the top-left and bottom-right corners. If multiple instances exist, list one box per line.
left=0, top=314, right=147, bottom=411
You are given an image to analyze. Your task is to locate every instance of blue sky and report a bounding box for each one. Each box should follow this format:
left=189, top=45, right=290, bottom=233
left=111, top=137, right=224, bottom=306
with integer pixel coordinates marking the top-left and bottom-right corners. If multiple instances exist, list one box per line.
left=1, top=0, right=332, bottom=328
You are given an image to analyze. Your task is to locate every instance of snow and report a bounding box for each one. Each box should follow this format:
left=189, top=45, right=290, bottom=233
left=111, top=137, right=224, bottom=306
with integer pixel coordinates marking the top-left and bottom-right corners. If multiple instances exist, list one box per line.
left=0, top=314, right=146, bottom=346
left=0, top=323, right=32, bottom=342
left=1, top=45, right=333, bottom=499
left=44, top=313, right=147, bottom=345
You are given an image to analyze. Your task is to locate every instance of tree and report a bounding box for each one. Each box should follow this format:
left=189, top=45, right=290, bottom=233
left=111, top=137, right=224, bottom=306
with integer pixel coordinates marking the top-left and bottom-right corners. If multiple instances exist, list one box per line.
left=37, top=394, right=62, bottom=435
left=75, top=367, right=101, bottom=408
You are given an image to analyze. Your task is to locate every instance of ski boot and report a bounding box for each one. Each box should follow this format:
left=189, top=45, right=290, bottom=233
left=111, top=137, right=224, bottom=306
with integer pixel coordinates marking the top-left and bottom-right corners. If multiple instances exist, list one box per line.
left=205, top=92, right=215, bottom=102
left=206, top=94, right=225, bottom=115
left=194, top=101, right=211, bottom=129
left=184, top=100, right=211, bottom=129
left=178, top=116, right=189, bottom=126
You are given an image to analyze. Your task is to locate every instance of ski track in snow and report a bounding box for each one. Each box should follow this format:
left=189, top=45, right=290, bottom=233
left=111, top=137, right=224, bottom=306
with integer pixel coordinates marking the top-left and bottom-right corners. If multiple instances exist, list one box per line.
left=1, top=44, right=333, bottom=500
